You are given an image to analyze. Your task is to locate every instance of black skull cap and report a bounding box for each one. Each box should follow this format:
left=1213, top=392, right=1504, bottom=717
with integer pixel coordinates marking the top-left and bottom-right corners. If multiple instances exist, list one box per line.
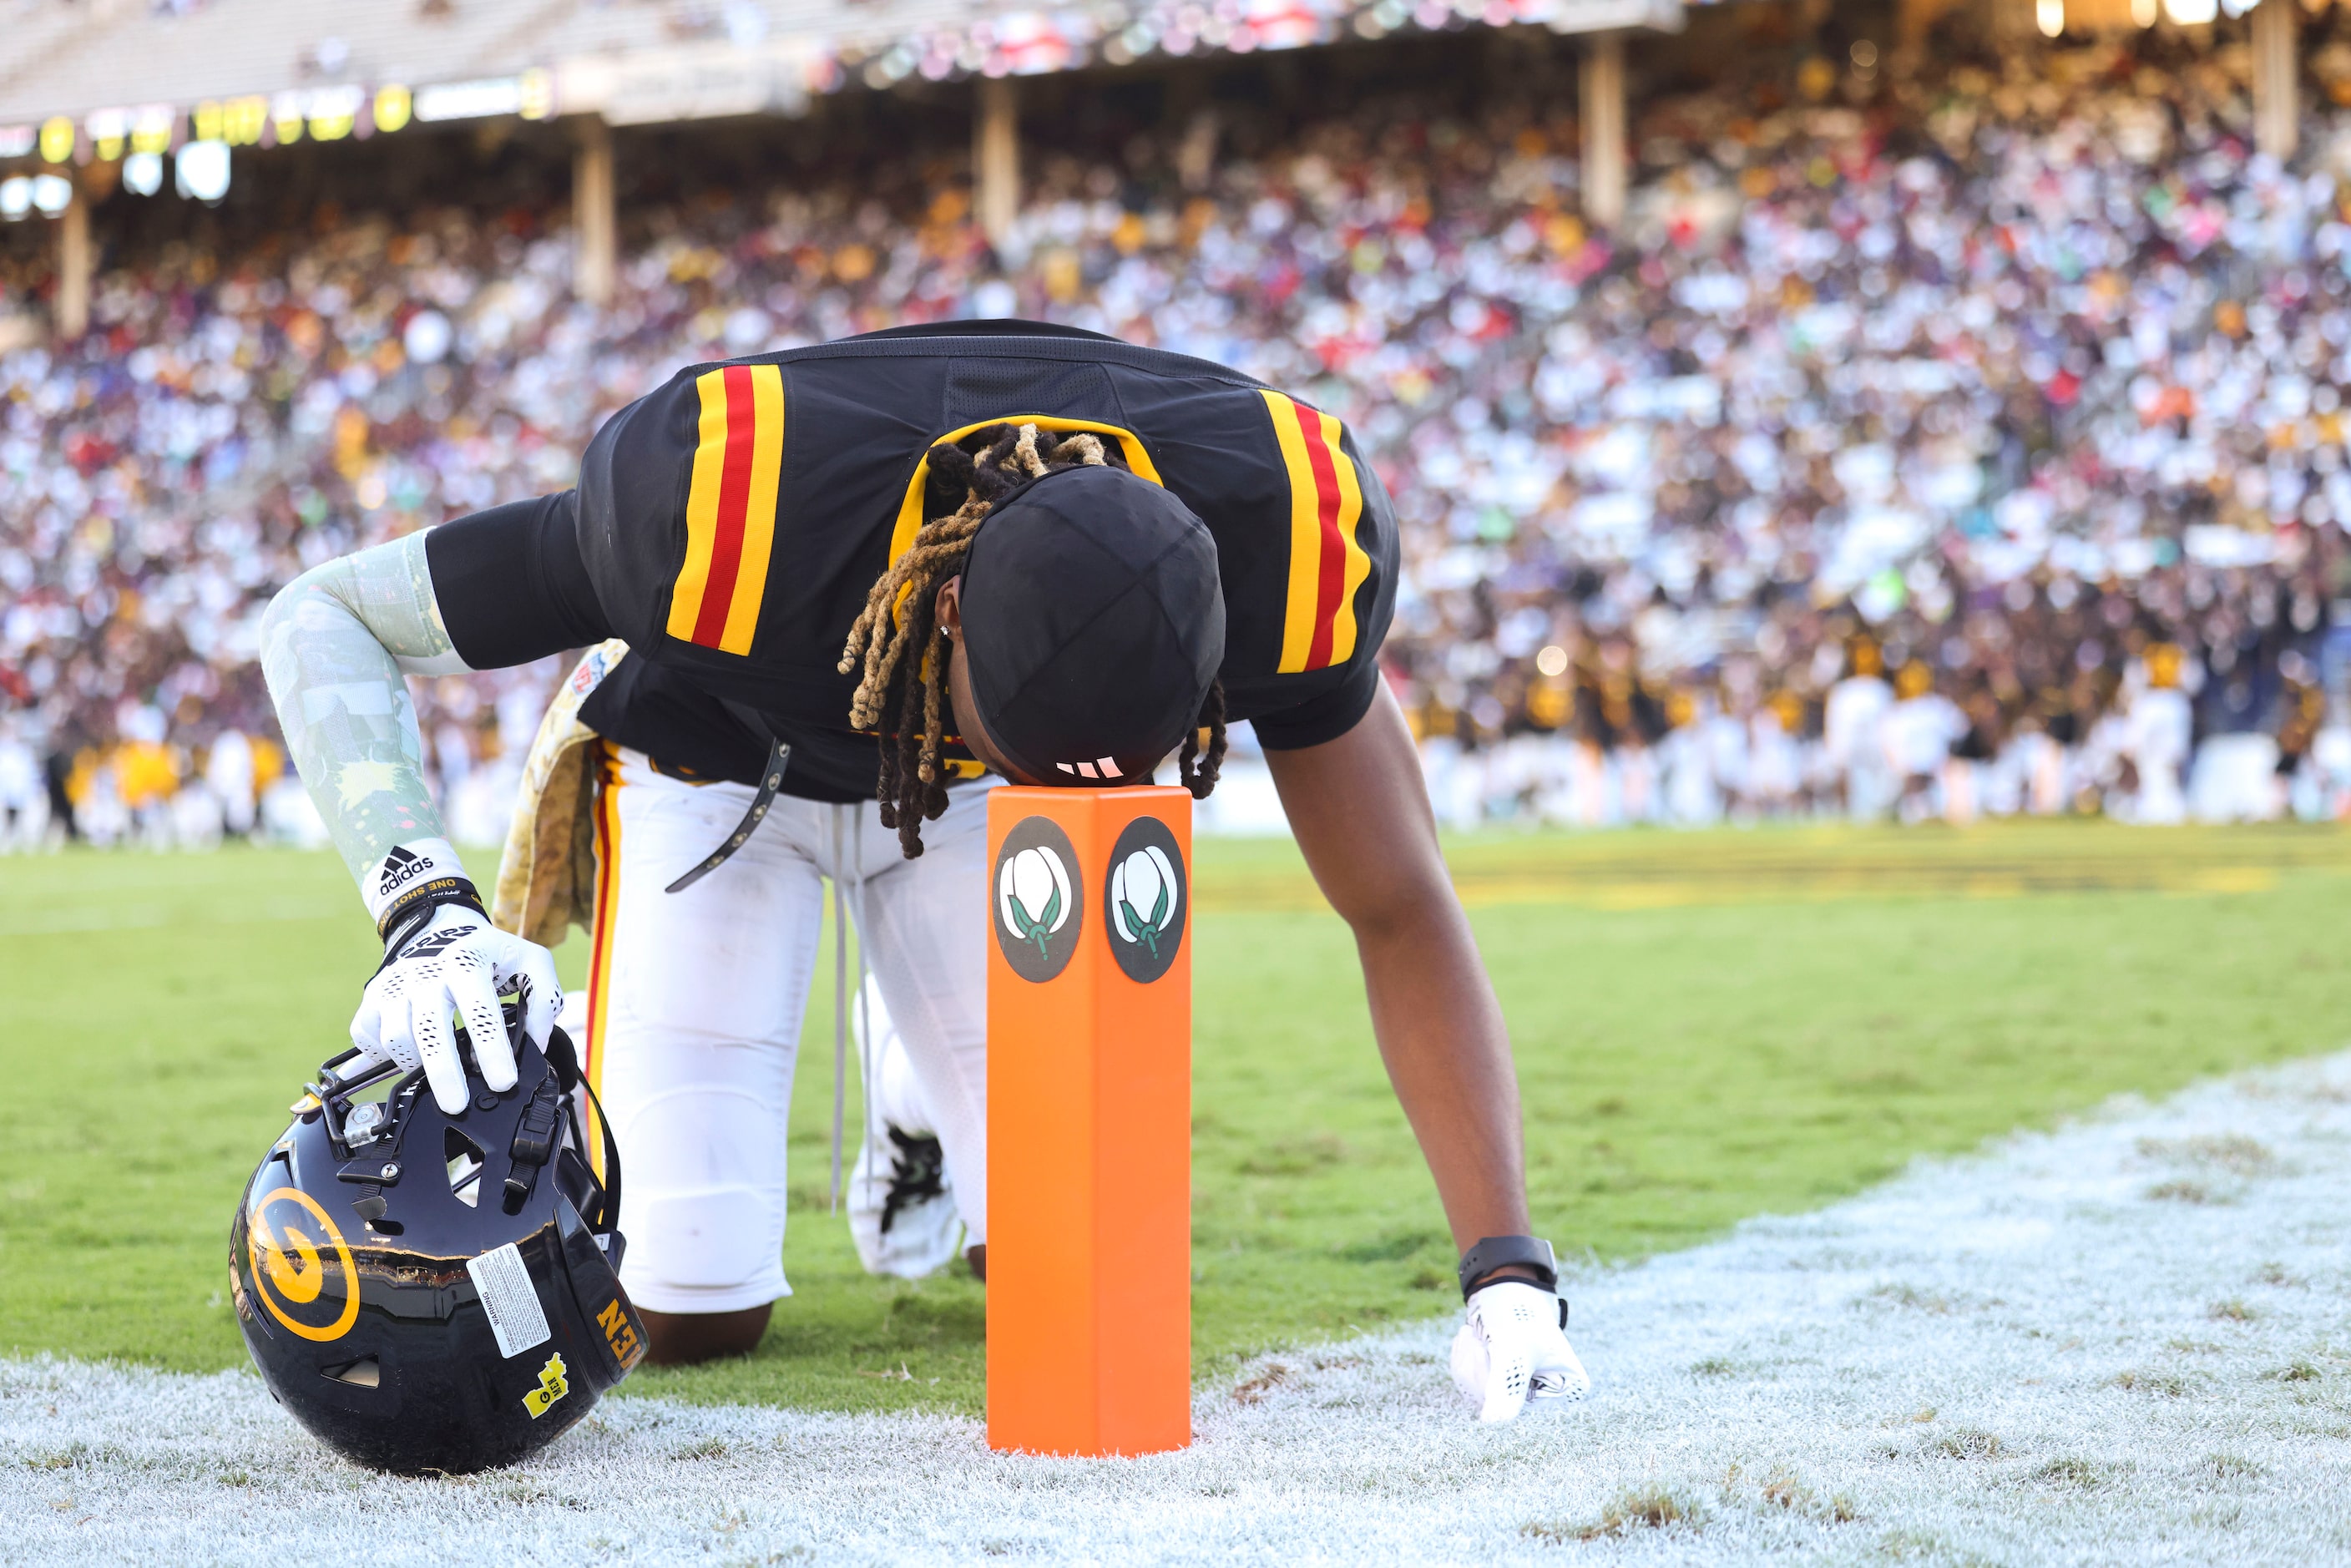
left=958, top=463, right=1225, bottom=785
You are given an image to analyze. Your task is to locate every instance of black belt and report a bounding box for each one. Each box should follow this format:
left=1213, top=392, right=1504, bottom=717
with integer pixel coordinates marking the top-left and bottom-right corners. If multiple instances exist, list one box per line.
left=664, top=736, right=792, bottom=894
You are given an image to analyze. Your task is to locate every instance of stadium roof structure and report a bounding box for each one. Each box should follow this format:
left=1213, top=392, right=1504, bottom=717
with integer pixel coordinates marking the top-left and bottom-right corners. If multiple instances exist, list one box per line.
left=0, top=0, right=1681, bottom=159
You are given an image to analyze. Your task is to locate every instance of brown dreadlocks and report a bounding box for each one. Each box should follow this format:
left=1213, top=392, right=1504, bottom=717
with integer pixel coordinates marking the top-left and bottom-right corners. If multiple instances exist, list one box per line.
left=838, top=421, right=1229, bottom=857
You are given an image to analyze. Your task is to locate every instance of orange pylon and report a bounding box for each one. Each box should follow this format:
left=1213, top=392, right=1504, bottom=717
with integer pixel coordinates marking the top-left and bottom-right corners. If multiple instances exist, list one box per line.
left=985, top=786, right=1192, bottom=1456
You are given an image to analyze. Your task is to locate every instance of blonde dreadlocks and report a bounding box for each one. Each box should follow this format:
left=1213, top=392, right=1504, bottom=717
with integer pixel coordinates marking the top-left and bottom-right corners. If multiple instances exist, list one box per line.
left=838, top=421, right=1228, bottom=856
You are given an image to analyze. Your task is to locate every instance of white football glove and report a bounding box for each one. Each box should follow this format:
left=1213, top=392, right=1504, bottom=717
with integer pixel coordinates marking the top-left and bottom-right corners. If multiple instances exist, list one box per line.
left=350, top=904, right=562, bottom=1115
left=1449, top=1280, right=1591, bottom=1423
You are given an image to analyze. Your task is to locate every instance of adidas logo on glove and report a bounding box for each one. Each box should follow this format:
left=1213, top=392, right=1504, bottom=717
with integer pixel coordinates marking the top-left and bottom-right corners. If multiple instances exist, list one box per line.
left=363, top=838, right=471, bottom=931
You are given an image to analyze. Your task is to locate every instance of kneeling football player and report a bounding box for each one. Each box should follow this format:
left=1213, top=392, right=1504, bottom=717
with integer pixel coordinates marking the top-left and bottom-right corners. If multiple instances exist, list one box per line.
left=261, top=321, right=1587, bottom=1420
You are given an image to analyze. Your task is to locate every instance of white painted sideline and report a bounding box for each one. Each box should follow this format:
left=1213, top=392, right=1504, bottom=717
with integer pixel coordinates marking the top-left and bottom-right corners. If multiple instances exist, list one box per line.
left=8, top=1055, right=2351, bottom=1565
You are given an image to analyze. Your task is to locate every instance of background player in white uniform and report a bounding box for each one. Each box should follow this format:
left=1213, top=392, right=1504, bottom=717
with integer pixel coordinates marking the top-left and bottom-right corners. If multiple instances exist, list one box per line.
left=2124, top=644, right=2193, bottom=825
left=1881, top=661, right=1964, bottom=825
left=0, top=717, right=48, bottom=852
left=1824, top=640, right=1893, bottom=821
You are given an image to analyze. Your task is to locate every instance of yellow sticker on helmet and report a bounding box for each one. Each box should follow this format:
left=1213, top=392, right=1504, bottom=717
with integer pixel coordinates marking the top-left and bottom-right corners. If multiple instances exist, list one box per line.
left=523, top=1352, right=570, bottom=1419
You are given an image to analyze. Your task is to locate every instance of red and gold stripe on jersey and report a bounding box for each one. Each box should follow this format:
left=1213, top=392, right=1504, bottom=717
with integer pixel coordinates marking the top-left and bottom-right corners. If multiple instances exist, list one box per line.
left=666, top=363, right=786, bottom=655
left=1260, top=391, right=1371, bottom=673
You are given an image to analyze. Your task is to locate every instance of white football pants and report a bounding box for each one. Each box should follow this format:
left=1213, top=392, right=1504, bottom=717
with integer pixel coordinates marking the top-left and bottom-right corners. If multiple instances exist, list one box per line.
left=846, top=974, right=969, bottom=1278
left=580, top=744, right=992, bottom=1315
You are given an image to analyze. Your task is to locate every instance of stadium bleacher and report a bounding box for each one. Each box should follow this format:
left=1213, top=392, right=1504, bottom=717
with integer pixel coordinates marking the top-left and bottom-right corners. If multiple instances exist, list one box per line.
left=3, top=3, right=2351, bottom=852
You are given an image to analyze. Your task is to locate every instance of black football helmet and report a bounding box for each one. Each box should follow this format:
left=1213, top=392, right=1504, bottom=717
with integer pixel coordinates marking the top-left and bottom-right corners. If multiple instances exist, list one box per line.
left=230, top=1015, right=648, bottom=1474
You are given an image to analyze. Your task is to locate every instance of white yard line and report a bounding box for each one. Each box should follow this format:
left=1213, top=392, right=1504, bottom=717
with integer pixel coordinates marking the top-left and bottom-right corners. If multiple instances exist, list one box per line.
left=8, top=1056, right=2351, bottom=1565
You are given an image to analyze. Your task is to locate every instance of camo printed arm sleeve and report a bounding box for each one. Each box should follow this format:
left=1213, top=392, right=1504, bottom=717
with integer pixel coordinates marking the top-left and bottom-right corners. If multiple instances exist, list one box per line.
left=260, top=530, right=473, bottom=909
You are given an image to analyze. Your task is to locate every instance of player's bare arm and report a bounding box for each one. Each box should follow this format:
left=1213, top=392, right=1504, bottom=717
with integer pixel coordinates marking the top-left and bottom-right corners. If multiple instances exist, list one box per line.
left=1261, top=680, right=1529, bottom=1251
left=1264, top=684, right=1587, bottom=1419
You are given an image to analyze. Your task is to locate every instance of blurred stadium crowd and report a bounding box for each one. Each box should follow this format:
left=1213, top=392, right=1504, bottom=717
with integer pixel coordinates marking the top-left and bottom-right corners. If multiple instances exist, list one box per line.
left=8, top=23, right=2351, bottom=850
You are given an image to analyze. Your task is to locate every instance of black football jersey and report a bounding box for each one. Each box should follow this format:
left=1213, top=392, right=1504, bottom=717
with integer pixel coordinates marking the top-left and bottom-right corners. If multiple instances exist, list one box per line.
left=425, top=321, right=1398, bottom=801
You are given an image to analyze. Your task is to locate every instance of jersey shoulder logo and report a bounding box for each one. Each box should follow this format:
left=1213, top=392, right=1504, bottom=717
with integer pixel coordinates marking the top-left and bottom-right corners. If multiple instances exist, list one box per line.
left=993, top=816, right=1082, bottom=983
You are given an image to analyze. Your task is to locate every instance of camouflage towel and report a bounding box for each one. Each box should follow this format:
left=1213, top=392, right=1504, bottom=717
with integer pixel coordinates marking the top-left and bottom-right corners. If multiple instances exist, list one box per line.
left=491, top=640, right=627, bottom=946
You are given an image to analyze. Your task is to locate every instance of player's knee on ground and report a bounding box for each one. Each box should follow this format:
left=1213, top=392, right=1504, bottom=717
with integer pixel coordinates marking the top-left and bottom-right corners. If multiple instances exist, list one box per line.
left=617, top=1086, right=790, bottom=1313
left=640, top=1303, right=773, bottom=1365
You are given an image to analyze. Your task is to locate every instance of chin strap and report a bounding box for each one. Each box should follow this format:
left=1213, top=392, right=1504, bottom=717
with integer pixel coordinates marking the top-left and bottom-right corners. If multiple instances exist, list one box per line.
left=665, top=735, right=791, bottom=894
left=542, top=1024, right=623, bottom=1237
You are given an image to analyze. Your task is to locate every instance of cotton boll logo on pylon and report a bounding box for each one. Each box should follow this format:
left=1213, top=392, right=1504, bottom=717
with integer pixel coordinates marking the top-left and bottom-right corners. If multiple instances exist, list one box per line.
left=1110, top=846, right=1180, bottom=959
left=1104, top=816, right=1186, bottom=984
left=991, top=817, right=1083, bottom=982
left=1001, top=846, right=1072, bottom=959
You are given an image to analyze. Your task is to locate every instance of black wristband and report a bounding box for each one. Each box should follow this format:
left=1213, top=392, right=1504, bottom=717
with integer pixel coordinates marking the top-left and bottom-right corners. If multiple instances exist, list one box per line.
left=1458, top=1235, right=1560, bottom=1300
left=377, top=876, right=488, bottom=950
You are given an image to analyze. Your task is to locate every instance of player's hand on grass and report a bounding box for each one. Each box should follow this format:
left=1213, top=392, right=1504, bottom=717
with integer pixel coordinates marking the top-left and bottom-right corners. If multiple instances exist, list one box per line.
left=350, top=905, right=561, bottom=1115
left=1449, top=1280, right=1590, bottom=1423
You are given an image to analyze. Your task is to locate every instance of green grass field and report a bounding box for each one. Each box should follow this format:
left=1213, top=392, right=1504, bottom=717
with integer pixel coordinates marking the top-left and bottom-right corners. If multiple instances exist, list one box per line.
left=6, top=822, right=2351, bottom=1416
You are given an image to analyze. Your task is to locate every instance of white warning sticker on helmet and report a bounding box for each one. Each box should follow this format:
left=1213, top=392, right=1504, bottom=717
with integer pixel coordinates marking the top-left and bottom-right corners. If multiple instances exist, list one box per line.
left=467, top=1242, right=553, bottom=1359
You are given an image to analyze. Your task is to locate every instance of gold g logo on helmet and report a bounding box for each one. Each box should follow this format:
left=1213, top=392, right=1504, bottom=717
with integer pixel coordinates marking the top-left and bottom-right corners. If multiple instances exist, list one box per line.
left=246, top=1185, right=360, bottom=1342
